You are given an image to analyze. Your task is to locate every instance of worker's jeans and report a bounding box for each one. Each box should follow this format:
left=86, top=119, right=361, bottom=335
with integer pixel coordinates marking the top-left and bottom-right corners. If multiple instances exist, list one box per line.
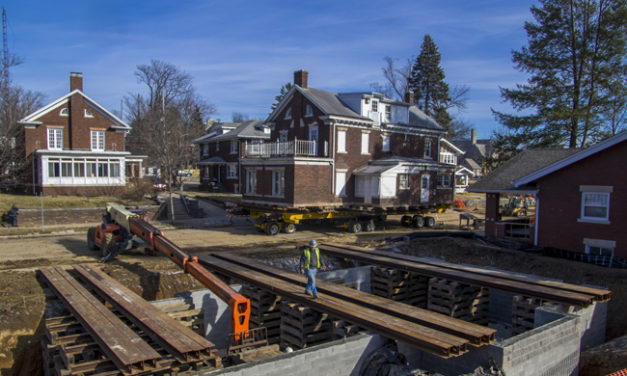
left=305, top=268, right=318, bottom=296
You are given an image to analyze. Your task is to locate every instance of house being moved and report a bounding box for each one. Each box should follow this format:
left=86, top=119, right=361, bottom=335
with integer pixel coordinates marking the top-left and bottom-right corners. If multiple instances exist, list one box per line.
left=239, top=70, right=455, bottom=211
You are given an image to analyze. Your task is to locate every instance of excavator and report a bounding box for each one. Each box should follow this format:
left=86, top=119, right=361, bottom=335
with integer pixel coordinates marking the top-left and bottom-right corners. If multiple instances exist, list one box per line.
left=86, top=202, right=267, bottom=353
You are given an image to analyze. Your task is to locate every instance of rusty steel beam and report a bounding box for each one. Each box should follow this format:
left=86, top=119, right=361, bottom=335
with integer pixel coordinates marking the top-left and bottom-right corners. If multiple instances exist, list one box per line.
left=211, top=252, right=496, bottom=346
left=318, top=244, right=596, bottom=307
left=198, top=255, right=469, bottom=358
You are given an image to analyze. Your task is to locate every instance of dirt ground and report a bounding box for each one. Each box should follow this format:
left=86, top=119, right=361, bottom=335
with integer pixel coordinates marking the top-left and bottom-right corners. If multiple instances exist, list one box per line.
left=0, top=210, right=625, bottom=375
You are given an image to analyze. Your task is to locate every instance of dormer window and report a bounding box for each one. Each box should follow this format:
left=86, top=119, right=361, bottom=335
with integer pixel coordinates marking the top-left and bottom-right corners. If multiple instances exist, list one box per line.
left=372, top=100, right=378, bottom=112
left=284, top=107, right=292, bottom=120
left=59, top=108, right=69, bottom=116
left=385, top=105, right=391, bottom=121
left=84, top=109, right=94, bottom=118
left=305, top=105, right=313, bottom=117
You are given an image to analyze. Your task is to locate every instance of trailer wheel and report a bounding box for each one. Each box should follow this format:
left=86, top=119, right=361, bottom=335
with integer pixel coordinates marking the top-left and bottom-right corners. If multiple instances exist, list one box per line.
left=87, top=227, right=99, bottom=251
left=400, top=215, right=412, bottom=227
left=365, top=220, right=376, bottom=232
left=283, top=223, right=296, bottom=234
left=265, top=222, right=280, bottom=236
left=412, top=215, right=425, bottom=228
left=424, top=216, right=435, bottom=228
left=349, top=221, right=362, bottom=233
left=101, top=233, right=114, bottom=258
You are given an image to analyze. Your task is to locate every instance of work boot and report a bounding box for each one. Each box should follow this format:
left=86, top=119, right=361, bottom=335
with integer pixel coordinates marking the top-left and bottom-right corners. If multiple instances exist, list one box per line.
left=305, top=290, right=311, bottom=296
left=312, top=294, right=318, bottom=299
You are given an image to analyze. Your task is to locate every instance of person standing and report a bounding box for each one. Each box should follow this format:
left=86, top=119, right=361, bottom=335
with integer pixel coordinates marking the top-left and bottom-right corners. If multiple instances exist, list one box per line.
left=300, top=240, right=321, bottom=299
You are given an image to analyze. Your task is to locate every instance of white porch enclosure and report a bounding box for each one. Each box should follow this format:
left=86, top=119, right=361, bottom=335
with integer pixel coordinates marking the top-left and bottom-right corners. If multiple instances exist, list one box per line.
left=245, top=139, right=320, bottom=157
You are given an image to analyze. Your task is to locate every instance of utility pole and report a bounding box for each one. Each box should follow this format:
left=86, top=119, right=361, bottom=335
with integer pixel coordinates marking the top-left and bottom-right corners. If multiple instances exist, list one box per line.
left=2, top=8, right=8, bottom=84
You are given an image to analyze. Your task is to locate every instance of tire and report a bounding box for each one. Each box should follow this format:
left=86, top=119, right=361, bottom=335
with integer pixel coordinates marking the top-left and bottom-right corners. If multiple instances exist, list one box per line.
left=400, top=215, right=411, bottom=227
left=265, top=222, right=280, bottom=236
left=412, top=215, right=425, bottom=228
left=424, top=216, right=435, bottom=228
left=101, top=232, right=114, bottom=258
left=365, top=220, right=375, bottom=232
left=349, top=221, right=362, bottom=233
left=283, top=223, right=296, bottom=234
left=87, top=227, right=99, bottom=251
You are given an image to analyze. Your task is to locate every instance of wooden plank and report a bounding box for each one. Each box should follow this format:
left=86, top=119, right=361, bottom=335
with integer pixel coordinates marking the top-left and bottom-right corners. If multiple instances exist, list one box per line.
left=73, top=264, right=215, bottom=359
left=40, top=267, right=160, bottom=373
left=199, top=255, right=468, bottom=358
left=213, top=253, right=495, bottom=346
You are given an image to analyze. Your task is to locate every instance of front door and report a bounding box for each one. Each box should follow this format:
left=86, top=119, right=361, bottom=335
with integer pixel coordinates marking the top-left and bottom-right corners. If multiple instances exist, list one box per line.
left=420, top=174, right=430, bottom=203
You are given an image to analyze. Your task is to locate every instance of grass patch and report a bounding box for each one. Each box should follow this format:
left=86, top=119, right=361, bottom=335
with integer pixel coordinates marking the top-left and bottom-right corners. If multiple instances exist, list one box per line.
left=0, top=193, right=154, bottom=212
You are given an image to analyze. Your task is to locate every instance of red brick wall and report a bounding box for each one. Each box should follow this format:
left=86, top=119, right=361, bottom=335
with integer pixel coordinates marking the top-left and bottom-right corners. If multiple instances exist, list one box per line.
left=293, top=164, right=333, bottom=206
left=536, top=141, right=627, bottom=258
left=273, top=92, right=329, bottom=155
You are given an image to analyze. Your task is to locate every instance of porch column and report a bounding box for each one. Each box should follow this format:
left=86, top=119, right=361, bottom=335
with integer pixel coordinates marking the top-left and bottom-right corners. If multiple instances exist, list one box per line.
left=484, top=193, right=500, bottom=237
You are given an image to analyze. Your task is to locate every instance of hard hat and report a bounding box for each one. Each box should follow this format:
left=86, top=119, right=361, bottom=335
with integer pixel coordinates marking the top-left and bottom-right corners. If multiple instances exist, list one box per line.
left=309, top=240, right=318, bottom=247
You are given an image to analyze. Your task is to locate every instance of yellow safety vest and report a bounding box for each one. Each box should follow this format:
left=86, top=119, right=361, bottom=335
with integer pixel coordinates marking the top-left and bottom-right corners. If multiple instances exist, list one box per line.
left=303, top=247, right=320, bottom=269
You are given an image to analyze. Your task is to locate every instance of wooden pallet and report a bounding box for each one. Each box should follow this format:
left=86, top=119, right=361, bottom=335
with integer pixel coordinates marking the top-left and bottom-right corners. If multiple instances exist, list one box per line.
left=280, top=302, right=333, bottom=350
left=511, top=295, right=544, bottom=335
left=242, top=284, right=282, bottom=344
left=371, top=266, right=429, bottom=308
left=427, top=277, right=490, bottom=325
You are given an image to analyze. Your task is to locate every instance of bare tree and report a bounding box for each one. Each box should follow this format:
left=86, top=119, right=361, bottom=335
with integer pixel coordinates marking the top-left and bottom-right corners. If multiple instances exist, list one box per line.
left=381, top=56, right=412, bottom=100
left=124, top=60, right=215, bottom=221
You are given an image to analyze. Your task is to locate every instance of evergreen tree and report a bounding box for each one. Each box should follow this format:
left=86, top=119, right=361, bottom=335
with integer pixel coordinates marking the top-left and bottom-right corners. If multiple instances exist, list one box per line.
left=409, top=35, right=450, bottom=118
left=271, top=82, right=293, bottom=112
left=493, top=0, right=627, bottom=151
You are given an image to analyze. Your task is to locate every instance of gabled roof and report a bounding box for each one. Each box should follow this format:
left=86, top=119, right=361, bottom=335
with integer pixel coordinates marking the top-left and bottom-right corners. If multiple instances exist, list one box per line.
left=212, top=120, right=271, bottom=141
left=469, top=149, right=579, bottom=193
left=513, top=131, right=627, bottom=187
left=408, top=107, right=443, bottom=131
left=19, top=89, right=131, bottom=130
left=440, top=138, right=464, bottom=154
left=455, top=166, right=475, bottom=176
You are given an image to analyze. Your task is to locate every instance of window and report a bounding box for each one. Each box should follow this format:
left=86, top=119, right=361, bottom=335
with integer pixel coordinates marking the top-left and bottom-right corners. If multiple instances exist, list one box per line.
left=284, top=107, right=292, bottom=120
left=437, top=174, right=451, bottom=187
left=399, top=173, right=409, bottom=189
left=216, top=141, right=220, bottom=152
left=202, top=144, right=208, bottom=156
left=84, top=109, right=94, bottom=117
left=584, top=238, right=615, bottom=256
left=61, top=161, right=72, bottom=177
left=372, top=100, right=378, bottom=112
left=441, top=152, right=455, bottom=165
left=74, top=162, right=85, bottom=177
left=110, top=162, right=120, bottom=178
left=361, top=132, right=369, bottom=154
left=305, top=105, right=313, bottom=117
left=230, top=141, right=238, bottom=154
left=581, top=192, right=610, bottom=221
left=86, top=161, right=97, bottom=177
left=424, top=139, right=432, bottom=158
left=60, top=108, right=69, bottom=116
left=48, top=160, right=60, bottom=177
left=272, top=169, right=284, bottom=197
left=335, top=171, right=347, bottom=196
left=91, top=130, right=105, bottom=151
left=227, top=163, right=238, bottom=179
left=385, top=105, right=391, bottom=121
left=337, top=130, right=346, bottom=153
left=246, top=169, right=257, bottom=194
left=48, top=128, right=63, bottom=150
left=382, top=134, right=390, bottom=152
left=97, top=162, right=108, bottom=177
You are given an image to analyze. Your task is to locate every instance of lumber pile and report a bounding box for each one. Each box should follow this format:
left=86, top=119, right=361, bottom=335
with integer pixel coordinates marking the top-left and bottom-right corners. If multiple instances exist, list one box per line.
left=370, top=266, right=428, bottom=307
left=242, top=284, right=282, bottom=344
left=512, top=295, right=544, bottom=335
left=158, top=301, right=204, bottom=335
left=280, top=302, right=333, bottom=350
left=427, top=278, right=490, bottom=325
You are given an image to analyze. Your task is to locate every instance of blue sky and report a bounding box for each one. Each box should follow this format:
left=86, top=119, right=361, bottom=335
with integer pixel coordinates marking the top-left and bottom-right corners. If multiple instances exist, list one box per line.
left=6, top=0, right=537, bottom=139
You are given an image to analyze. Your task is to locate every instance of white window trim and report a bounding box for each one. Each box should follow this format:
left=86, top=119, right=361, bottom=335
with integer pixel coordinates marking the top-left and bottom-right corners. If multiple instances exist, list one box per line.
left=337, top=129, right=347, bottom=154
left=578, top=189, right=611, bottom=224
left=270, top=167, right=285, bottom=198
left=84, top=109, right=94, bottom=118
left=227, top=163, right=238, bottom=179
left=230, top=140, right=238, bottom=154
left=91, top=130, right=105, bottom=151
left=47, top=128, right=63, bottom=150
left=60, top=108, right=69, bottom=116
left=284, top=107, right=292, bottom=120
left=382, top=134, right=390, bottom=152
left=424, top=139, right=432, bottom=158
left=305, top=104, right=313, bottom=117
left=361, top=132, right=370, bottom=155
left=398, top=173, right=409, bottom=190
left=583, top=238, right=615, bottom=256
left=335, top=169, right=347, bottom=197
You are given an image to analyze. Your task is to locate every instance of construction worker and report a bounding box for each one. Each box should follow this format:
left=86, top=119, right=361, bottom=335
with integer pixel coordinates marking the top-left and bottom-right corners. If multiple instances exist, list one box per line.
left=300, top=240, right=321, bottom=299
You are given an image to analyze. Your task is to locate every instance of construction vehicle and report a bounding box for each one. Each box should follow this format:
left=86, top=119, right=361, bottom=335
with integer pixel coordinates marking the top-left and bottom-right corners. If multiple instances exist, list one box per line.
left=502, top=196, right=529, bottom=217
left=229, top=202, right=449, bottom=235
left=86, top=203, right=267, bottom=352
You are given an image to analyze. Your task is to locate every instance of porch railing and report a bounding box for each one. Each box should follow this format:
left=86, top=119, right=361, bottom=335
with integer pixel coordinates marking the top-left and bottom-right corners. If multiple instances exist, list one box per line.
left=245, top=139, right=318, bottom=157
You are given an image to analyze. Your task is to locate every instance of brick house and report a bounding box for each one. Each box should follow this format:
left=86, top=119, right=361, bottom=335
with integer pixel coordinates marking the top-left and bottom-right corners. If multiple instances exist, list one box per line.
left=193, top=120, right=270, bottom=193
left=18, top=73, right=144, bottom=195
left=239, top=70, right=454, bottom=209
left=469, top=131, right=627, bottom=259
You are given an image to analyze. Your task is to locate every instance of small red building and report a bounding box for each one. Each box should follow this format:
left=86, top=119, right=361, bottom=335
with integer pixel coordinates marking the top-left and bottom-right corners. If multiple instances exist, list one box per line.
left=470, top=131, right=627, bottom=259
left=18, top=73, right=144, bottom=195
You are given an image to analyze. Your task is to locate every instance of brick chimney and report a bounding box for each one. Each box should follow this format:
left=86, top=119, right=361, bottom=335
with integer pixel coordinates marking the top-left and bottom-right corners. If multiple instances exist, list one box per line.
left=70, top=72, right=83, bottom=91
left=294, top=70, right=308, bottom=88
left=404, top=91, right=414, bottom=105
left=471, top=129, right=477, bottom=144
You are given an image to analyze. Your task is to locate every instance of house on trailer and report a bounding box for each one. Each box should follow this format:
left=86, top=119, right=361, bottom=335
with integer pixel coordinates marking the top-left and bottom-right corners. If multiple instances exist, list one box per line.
left=193, top=120, right=270, bottom=192
left=18, top=73, right=144, bottom=195
left=469, top=131, right=627, bottom=259
left=239, top=70, right=455, bottom=210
